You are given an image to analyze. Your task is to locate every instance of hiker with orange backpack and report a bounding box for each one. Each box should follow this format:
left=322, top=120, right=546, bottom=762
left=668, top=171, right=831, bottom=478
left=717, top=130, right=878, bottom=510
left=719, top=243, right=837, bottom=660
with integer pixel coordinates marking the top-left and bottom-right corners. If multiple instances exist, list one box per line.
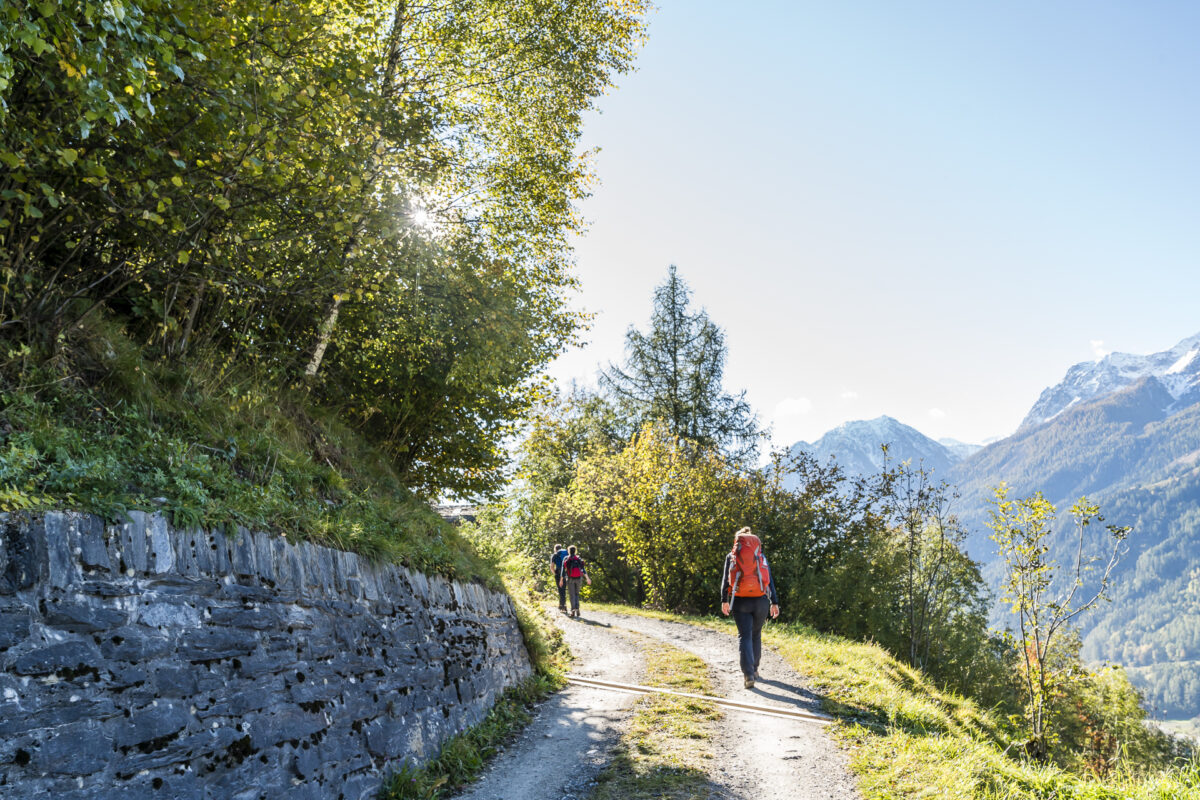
left=558, top=545, right=591, bottom=618
left=720, top=527, right=779, bottom=688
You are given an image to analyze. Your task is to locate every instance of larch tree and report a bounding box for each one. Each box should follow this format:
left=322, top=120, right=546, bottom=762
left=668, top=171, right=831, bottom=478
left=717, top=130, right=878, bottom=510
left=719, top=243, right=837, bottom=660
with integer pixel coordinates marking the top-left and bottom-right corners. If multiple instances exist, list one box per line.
left=600, top=265, right=760, bottom=462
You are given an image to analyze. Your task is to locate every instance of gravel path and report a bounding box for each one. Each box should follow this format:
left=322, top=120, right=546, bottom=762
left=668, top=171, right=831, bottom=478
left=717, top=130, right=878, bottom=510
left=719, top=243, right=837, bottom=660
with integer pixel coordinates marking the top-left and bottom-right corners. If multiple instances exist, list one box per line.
left=452, top=608, right=859, bottom=800
left=452, top=614, right=645, bottom=800
left=581, top=610, right=860, bottom=800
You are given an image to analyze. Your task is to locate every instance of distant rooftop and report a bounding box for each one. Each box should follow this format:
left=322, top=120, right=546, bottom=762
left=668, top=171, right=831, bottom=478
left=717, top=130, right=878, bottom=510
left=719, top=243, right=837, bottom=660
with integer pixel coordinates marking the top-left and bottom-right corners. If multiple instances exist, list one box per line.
left=433, top=503, right=477, bottom=525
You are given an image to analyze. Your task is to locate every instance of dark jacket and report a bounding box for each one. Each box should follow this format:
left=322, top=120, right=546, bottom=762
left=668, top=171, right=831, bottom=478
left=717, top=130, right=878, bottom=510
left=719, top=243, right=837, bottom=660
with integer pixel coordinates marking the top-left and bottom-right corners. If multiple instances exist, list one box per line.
left=551, top=548, right=569, bottom=577
left=720, top=552, right=778, bottom=605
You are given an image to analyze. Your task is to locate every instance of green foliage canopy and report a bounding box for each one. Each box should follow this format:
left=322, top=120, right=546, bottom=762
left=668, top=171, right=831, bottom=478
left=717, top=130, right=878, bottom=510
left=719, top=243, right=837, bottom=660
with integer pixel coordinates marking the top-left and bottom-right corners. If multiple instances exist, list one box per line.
left=476, top=388, right=1174, bottom=776
left=1, top=0, right=649, bottom=497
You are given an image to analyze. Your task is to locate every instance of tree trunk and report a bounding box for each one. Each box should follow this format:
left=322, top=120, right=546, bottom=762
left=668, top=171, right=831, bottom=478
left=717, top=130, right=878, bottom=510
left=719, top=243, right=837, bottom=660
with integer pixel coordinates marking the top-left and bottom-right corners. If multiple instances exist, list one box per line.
left=302, top=0, right=407, bottom=380
left=304, top=295, right=342, bottom=379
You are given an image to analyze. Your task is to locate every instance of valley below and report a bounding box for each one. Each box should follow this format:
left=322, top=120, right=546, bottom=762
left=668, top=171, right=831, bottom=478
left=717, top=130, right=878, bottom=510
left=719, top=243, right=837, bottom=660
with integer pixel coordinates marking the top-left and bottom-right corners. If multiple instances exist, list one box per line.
left=789, top=331, right=1200, bottom=724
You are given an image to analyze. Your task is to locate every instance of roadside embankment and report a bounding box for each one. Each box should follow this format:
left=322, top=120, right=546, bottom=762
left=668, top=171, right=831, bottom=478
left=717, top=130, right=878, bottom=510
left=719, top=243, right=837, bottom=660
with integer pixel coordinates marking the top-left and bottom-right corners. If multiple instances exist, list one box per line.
left=0, top=511, right=531, bottom=799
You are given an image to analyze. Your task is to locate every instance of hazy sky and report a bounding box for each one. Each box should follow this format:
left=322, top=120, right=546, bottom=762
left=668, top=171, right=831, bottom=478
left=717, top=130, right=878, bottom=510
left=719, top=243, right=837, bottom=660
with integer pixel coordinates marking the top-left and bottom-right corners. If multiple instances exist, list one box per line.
left=547, top=1, right=1200, bottom=448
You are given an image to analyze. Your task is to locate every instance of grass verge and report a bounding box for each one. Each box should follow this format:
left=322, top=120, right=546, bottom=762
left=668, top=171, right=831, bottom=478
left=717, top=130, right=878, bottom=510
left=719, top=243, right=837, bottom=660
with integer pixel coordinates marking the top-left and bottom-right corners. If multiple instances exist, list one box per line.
left=379, top=573, right=569, bottom=800
left=379, top=671, right=564, bottom=800
left=586, top=631, right=722, bottom=800
left=763, top=622, right=1200, bottom=800
left=585, top=604, right=1200, bottom=800
left=497, top=556, right=570, bottom=678
left=0, top=318, right=494, bottom=582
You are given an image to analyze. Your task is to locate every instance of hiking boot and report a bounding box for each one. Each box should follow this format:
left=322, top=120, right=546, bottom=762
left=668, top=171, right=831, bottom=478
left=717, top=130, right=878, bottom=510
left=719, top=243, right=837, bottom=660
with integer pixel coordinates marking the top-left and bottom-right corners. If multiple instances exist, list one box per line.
left=559, top=607, right=567, bottom=613
left=744, top=676, right=755, bottom=689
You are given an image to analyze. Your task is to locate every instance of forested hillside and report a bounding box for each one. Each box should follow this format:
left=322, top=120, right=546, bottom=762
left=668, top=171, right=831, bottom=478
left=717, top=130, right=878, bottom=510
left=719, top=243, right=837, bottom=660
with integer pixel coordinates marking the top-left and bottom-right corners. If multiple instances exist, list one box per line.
left=1087, top=470, right=1200, bottom=717
left=0, top=0, right=648, bottom=551
left=947, top=377, right=1200, bottom=719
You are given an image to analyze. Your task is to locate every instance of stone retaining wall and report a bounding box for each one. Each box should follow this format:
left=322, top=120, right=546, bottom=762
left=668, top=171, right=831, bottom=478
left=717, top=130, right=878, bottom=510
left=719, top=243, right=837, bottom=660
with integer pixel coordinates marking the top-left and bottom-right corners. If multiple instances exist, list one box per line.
left=0, top=511, right=531, bottom=799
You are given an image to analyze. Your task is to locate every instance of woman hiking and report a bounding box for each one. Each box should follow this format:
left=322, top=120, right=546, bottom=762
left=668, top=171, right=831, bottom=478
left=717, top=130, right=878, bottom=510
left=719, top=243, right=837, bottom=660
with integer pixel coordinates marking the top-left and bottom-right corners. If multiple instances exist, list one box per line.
left=720, top=527, right=779, bottom=688
left=558, top=545, right=591, bottom=618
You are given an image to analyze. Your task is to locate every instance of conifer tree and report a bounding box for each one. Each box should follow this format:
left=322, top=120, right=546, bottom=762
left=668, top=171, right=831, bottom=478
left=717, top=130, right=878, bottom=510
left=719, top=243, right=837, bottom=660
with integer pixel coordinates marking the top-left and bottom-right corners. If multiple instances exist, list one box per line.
left=601, top=266, right=760, bottom=462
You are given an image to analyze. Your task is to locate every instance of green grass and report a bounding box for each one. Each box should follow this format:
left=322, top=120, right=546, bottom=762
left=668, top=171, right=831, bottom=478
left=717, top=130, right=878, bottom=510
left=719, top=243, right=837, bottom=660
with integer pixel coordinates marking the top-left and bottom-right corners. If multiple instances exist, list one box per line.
left=0, top=317, right=494, bottom=582
left=585, top=604, right=1200, bottom=800
left=587, top=631, right=722, bottom=800
left=497, top=557, right=571, bottom=677
left=379, top=579, right=569, bottom=800
left=379, top=670, right=566, bottom=800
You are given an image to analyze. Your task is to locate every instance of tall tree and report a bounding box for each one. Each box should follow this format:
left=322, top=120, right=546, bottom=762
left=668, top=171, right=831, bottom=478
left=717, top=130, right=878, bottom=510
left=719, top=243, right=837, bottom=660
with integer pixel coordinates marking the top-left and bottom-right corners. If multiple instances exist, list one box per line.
left=600, top=265, right=759, bottom=461
left=876, top=451, right=975, bottom=674
left=987, top=485, right=1132, bottom=761
left=0, top=0, right=650, bottom=497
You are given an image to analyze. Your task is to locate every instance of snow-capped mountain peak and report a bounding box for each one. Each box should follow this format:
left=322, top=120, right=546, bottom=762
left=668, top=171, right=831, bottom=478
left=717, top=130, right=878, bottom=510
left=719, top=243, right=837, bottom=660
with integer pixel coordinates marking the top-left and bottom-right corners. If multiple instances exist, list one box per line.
left=1166, top=348, right=1199, bottom=376
left=786, top=416, right=978, bottom=484
left=1019, top=331, right=1200, bottom=431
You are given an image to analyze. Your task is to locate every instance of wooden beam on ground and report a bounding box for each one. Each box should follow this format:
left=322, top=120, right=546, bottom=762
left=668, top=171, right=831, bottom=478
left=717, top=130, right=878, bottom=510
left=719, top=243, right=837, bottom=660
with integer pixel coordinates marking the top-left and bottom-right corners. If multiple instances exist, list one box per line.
left=566, top=675, right=835, bottom=725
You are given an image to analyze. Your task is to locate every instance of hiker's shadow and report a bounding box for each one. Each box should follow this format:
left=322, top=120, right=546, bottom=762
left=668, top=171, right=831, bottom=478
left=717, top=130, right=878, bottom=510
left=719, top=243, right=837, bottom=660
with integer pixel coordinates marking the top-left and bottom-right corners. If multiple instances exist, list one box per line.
left=749, top=679, right=879, bottom=727
left=748, top=677, right=824, bottom=709
left=575, top=617, right=612, bottom=628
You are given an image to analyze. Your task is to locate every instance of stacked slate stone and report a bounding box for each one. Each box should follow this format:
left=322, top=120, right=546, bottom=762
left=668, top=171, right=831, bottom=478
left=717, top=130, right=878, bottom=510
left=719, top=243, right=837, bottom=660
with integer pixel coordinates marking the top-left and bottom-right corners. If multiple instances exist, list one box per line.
left=0, top=511, right=531, bottom=799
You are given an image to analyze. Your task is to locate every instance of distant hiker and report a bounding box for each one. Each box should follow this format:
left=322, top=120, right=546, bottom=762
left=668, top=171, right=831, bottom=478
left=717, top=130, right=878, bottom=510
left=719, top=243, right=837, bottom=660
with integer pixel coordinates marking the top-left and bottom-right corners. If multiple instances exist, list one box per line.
left=720, top=527, right=779, bottom=688
left=559, top=545, right=591, bottom=618
left=551, top=543, right=569, bottom=612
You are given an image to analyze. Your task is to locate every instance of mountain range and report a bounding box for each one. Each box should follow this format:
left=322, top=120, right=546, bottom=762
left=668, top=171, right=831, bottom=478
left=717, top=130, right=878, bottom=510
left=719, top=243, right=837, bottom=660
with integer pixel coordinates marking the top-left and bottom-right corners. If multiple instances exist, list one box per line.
left=788, top=330, right=1200, bottom=721
left=785, top=416, right=977, bottom=483
left=1020, top=332, right=1200, bottom=431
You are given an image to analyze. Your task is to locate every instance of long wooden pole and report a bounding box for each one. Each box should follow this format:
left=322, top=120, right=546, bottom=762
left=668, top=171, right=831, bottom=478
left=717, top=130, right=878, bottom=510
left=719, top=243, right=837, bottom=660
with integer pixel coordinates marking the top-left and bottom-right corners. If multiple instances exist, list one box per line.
left=566, top=674, right=834, bottom=725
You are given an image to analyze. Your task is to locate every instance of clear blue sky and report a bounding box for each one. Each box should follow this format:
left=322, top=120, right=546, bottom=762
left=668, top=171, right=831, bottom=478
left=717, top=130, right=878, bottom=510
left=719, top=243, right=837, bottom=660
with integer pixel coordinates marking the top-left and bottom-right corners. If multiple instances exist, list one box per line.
left=548, top=1, right=1200, bottom=448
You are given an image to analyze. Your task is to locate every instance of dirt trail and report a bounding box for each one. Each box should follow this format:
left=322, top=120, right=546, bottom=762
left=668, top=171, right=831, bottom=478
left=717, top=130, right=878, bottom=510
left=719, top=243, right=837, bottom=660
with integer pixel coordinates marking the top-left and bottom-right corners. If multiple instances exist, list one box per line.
left=451, top=609, right=859, bottom=800
left=581, top=609, right=860, bottom=800
left=452, top=614, right=645, bottom=800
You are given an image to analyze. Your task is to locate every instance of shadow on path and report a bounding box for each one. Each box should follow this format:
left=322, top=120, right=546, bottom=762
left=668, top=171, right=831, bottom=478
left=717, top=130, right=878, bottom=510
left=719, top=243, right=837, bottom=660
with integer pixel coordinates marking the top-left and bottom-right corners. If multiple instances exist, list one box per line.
left=577, top=609, right=863, bottom=799
left=748, top=677, right=824, bottom=707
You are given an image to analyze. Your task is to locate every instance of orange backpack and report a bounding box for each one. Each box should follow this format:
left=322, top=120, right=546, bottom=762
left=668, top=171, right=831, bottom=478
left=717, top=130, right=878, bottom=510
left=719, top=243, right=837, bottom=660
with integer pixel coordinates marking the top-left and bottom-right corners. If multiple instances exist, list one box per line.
left=729, top=533, right=770, bottom=599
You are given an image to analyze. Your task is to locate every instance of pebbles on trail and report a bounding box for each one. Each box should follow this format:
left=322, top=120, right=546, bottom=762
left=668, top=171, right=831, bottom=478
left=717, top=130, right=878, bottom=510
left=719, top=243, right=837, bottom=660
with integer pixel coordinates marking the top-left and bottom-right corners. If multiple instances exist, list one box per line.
left=451, top=608, right=860, bottom=800
left=450, top=612, right=645, bottom=800
left=579, top=610, right=861, bottom=800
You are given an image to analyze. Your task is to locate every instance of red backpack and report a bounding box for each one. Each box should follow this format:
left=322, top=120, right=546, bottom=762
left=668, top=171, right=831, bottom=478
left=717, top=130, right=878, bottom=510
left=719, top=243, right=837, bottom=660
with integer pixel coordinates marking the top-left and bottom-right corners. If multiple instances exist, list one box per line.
left=564, top=555, right=585, bottom=579
left=728, top=533, right=770, bottom=599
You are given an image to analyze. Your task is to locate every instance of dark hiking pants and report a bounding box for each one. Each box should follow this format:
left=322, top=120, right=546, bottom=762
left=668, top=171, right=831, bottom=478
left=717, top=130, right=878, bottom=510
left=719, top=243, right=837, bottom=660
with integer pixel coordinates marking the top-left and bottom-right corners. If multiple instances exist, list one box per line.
left=731, top=595, right=770, bottom=677
left=556, top=572, right=567, bottom=609
left=567, top=577, right=583, bottom=612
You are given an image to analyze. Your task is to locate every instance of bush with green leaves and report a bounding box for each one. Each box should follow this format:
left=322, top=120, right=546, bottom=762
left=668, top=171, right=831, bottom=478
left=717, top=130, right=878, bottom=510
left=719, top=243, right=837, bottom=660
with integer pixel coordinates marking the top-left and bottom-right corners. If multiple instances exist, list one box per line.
left=0, top=321, right=493, bottom=580
left=1, top=0, right=649, bottom=498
